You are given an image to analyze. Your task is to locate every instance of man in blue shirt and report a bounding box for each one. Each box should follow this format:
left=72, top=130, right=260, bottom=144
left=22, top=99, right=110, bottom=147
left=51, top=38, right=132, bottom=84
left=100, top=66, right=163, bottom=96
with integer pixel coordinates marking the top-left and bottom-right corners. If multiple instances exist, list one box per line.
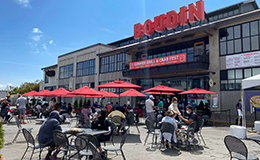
left=190, top=100, right=197, bottom=110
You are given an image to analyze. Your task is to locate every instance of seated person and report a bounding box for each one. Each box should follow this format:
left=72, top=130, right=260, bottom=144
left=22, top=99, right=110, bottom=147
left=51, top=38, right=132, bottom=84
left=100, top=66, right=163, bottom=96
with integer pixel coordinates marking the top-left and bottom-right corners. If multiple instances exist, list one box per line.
left=108, top=107, right=126, bottom=135
left=34, top=101, right=42, bottom=118
left=60, top=102, right=69, bottom=122
left=0, top=98, right=10, bottom=123
left=202, top=105, right=211, bottom=121
left=178, top=105, right=199, bottom=133
left=160, top=110, right=178, bottom=148
left=67, top=103, right=73, bottom=115
left=106, top=102, right=113, bottom=113
left=91, top=108, right=110, bottom=157
left=38, top=104, right=62, bottom=160
left=81, top=104, right=92, bottom=128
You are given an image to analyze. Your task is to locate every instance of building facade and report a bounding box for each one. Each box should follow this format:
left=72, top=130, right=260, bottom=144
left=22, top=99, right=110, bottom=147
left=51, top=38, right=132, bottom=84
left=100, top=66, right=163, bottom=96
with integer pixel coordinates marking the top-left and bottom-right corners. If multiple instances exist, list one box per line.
left=41, top=0, right=260, bottom=120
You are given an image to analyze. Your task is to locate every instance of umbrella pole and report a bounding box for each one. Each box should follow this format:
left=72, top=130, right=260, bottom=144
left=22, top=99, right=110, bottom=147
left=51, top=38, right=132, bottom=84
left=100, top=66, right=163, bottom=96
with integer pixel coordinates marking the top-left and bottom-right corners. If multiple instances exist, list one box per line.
left=119, top=87, right=121, bottom=106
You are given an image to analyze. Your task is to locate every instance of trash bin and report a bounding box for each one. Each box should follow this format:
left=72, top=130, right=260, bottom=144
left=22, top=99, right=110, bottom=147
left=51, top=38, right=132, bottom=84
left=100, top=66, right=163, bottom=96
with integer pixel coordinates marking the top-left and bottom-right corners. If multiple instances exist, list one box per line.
left=254, top=121, right=260, bottom=131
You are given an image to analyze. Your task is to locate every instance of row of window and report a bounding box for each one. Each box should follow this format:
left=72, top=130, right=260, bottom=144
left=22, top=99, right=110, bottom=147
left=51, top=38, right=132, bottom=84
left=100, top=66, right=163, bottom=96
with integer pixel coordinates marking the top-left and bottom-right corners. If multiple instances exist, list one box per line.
left=219, top=20, right=260, bottom=55
left=77, top=59, right=95, bottom=76
left=59, top=64, right=74, bottom=79
left=100, top=53, right=127, bottom=73
left=75, top=82, right=95, bottom=89
left=220, top=67, right=260, bottom=90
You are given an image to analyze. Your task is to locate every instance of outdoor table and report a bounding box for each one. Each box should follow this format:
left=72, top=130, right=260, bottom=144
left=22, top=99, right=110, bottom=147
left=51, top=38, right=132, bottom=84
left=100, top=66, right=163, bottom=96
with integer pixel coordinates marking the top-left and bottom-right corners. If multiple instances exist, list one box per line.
left=62, top=127, right=109, bottom=136
left=177, top=121, right=186, bottom=128
left=35, top=118, right=46, bottom=123
left=247, top=135, right=260, bottom=145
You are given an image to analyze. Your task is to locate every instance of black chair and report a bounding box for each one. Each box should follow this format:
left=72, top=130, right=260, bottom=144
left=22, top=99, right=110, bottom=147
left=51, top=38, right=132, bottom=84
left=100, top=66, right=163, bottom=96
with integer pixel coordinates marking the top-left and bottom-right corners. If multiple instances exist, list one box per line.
left=178, top=121, right=197, bottom=150
left=126, top=112, right=140, bottom=134
left=69, top=135, right=88, bottom=160
left=196, top=119, right=206, bottom=146
left=104, top=122, right=117, bottom=146
left=224, top=135, right=259, bottom=160
left=103, top=128, right=129, bottom=160
left=87, top=141, right=105, bottom=160
left=52, top=130, right=75, bottom=159
left=144, top=118, right=160, bottom=147
left=159, top=122, right=175, bottom=149
left=12, top=116, right=33, bottom=143
left=21, top=128, right=40, bottom=160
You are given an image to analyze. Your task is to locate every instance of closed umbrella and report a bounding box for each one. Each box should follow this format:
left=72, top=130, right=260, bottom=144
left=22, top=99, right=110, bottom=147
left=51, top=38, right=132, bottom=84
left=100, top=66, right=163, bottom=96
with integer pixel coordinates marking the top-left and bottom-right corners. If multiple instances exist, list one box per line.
left=22, top=90, right=38, bottom=97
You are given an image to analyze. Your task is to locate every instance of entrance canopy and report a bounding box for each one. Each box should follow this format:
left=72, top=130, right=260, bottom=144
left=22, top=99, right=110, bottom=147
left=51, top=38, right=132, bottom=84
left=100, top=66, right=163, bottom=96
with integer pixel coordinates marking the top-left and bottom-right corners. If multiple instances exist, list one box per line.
left=242, top=74, right=260, bottom=89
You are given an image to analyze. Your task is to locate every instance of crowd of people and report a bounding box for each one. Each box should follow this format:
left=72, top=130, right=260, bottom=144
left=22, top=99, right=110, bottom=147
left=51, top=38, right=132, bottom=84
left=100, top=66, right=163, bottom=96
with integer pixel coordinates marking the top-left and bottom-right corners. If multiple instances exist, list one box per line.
left=145, top=95, right=211, bottom=148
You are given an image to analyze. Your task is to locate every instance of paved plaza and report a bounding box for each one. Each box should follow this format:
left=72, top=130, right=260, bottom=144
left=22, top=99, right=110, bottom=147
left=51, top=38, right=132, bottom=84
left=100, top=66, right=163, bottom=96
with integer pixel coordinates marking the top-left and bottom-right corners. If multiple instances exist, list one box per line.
left=1, top=118, right=260, bottom=160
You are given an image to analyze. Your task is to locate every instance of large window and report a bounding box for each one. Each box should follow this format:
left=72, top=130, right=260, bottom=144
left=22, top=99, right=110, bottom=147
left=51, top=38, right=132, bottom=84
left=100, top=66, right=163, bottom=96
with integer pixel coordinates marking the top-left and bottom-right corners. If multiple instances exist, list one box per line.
left=59, top=64, right=74, bottom=79
left=45, top=74, right=49, bottom=83
left=76, top=82, right=95, bottom=89
left=219, top=20, right=260, bottom=56
left=45, top=86, right=56, bottom=91
left=77, top=59, right=95, bottom=76
left=100, top=53, right=127, bottom=73
left=220, top=67, right=260, bottom=90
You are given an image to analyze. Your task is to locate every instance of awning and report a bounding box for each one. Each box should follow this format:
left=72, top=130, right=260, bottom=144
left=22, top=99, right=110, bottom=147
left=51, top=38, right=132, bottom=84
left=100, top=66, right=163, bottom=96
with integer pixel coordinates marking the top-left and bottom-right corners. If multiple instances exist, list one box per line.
left=242, top=74, right=260, bottom=90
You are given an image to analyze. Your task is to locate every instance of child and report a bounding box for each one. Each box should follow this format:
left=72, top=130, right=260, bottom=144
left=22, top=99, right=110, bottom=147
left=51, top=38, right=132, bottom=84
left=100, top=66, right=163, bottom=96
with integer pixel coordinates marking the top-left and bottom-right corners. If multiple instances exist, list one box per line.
left=81, top=104, right=92, bottom=128
left=236, top=106, right=242, bottom=126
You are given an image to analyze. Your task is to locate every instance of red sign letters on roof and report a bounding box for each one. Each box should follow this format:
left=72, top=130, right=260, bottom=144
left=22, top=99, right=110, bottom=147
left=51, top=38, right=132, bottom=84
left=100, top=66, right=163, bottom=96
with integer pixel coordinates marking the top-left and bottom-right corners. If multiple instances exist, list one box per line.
left=129, top=53, right=187, bottom=70
left=134, top=0, right=205, bottom=39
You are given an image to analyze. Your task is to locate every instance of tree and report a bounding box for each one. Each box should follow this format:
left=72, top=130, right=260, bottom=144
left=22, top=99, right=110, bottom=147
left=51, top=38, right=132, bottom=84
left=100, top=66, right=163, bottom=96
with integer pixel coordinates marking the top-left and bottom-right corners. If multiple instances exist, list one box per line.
left=79, top=98, right=83, bottom=108
left=7, top=80, right=40, bottom=95
left=73, top=99, right=78, bottom=108
left=87, top=99, right=91, bottom=106
left=83, top=98, right=87, bottom=107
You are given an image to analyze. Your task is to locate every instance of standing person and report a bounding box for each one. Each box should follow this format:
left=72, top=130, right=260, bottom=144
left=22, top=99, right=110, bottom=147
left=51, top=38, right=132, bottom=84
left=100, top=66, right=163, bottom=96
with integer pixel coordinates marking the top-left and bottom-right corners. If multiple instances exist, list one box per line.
left=15, top=95, right=27, bottom=124
left=178, top=100, right=185, bottom=115
left=145, top=95, right=157, bottom=122
left=236, top=99, right=242, bottom=110
left=38, top=108, right=62, bottom=160
left=236, top=105, right=242, bottom=126
left=81, top=104, right=92, bottom=128
left=6, top=94, right=11, bottom=106
left=158, top=98, right=164, bottom=112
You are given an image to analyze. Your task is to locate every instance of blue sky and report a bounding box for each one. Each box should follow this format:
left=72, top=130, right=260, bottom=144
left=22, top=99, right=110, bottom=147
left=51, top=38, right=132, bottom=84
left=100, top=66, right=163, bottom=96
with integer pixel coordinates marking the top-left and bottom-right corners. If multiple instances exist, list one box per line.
left=0, top=0, right=258, bottom=89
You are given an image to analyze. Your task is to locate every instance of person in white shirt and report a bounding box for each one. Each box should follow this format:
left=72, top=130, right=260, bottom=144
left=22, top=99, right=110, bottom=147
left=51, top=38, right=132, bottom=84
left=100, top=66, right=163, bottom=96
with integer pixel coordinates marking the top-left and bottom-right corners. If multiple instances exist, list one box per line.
left=15, top=95, right=28, bottom=124
left=236, top=105, right=242, bottom=126
left=145, top=95, right=157, bottom=122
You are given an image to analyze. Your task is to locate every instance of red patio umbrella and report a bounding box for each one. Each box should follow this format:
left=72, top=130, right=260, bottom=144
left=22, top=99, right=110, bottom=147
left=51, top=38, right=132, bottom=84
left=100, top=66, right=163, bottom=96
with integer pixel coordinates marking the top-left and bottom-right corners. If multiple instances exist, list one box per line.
left=108, top=92, right=119, bottom=98
left=48, top=88, right=70, bottom=97
left=22, top=90, right=38, bottom=97
left=144, top=91, right=175, bottom=95
left=179, top=88, right=216, bottom=95
left=98, top=90, right=111, bottom=97
left=96, top=79, right=141, bottom=105
left=34, top=89, right=51, bottom=97
left=69, top=86, right=101, bottom=97
left=143, top=85, right=182, bottom=93
left=120, top=89, right=147, bottom=97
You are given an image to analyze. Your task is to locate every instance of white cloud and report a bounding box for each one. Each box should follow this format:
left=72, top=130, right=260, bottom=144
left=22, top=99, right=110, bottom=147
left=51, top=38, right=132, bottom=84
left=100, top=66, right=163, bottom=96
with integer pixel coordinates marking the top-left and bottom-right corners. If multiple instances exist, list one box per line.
left=16, top=0, right=31, bottom=8
left=0, top=83, right=12, bottom=89
left=49, top=40, right=53, bottom=44
left=31, top=35, right=42, bottom=41
left=42, top=44, right=51, bottom=56
left=32, top=28, right=42, bottom=34
left=100, top=28, right=115, bottom=34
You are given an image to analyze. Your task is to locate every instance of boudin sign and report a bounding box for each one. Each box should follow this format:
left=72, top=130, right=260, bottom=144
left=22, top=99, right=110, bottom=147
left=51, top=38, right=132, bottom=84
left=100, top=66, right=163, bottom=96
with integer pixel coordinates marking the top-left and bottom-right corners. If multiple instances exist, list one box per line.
left=134, top=0, right=205, bottom=39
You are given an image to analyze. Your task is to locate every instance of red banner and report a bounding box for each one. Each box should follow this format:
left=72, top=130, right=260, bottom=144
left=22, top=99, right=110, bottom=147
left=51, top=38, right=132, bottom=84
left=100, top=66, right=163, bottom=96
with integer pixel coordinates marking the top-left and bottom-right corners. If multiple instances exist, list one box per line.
left=129, top=53, right=187, bottom=70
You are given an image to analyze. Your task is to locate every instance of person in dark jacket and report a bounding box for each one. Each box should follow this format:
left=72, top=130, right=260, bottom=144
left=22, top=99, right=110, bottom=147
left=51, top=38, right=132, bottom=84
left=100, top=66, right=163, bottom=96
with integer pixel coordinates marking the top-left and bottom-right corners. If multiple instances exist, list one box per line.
left=38, top=109, right=62, bottom=160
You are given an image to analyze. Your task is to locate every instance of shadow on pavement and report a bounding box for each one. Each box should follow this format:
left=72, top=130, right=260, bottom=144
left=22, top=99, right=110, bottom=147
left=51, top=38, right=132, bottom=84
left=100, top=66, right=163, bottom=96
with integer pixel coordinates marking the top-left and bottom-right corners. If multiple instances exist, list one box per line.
left=161, top=148, right=182, bottom=157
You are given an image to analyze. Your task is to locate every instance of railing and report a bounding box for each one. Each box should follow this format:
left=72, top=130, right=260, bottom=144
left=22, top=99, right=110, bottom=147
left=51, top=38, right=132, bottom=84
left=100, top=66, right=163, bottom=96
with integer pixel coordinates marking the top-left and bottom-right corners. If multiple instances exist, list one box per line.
left=210, top=109, right=231, bottom=126
left=123, top=53, right=209, bottom=71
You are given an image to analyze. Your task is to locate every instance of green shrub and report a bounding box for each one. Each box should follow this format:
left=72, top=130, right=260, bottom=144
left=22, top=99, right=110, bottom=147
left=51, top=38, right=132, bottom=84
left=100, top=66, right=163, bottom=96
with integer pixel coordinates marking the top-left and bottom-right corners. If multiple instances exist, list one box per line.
left=83, top=98, right=87, bottom=107
left=0, top=121, right=4, bottom=157
left=73, top=99, right=78, bottom=108
left=79, top=98, right=83, bottom=108
left=87, top=99, right=91, bottom=106
left=32, top=97, right=36, bottom=106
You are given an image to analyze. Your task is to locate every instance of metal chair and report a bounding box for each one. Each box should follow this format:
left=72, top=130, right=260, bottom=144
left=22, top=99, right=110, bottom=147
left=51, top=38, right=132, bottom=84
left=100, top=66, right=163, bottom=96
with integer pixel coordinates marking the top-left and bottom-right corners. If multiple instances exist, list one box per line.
left=104, top=122, right=117, bottom=146
left=224, top=135, right=259, bottom=160
left=159, top=122, right=175, bottom=149
left=87, top=141, right=105, bottom=160
left=68, top=135, right=88, bottom=160
left=21, top=128, right=40, bottom=160
left=196, top=119, right=206, bottom=146
left=126, top=112, right=140, bottom=134
left=12, top=116, right=33, bottom=143
left=52, top=130, right=75, bottom=159
left=103, top=128, right=129, bottom=160
left=144, top=118, right=160, bottom=147
left=178, top=121, right=197, bottom=150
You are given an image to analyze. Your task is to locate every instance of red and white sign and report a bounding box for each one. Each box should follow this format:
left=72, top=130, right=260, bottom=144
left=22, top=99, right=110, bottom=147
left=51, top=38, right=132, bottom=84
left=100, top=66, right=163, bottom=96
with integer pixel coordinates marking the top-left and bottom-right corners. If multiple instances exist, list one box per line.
left=134, top=0, right=205, bottom=39
left=129, top=53, right=187, bottom=70
left=226, top=51, right=260, bottom=69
